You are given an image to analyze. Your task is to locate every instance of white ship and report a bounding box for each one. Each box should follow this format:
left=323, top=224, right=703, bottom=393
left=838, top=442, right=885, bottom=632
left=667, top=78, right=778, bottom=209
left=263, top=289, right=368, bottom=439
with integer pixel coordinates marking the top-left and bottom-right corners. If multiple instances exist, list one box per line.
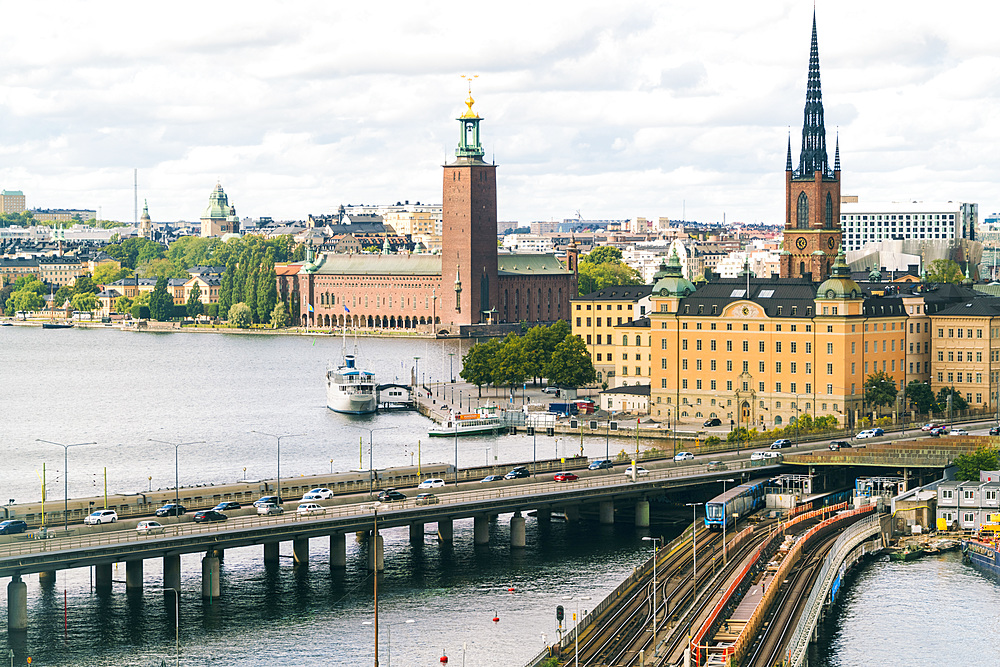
left=326, top=327, right=377, bottom=414
left=428, top=405, right=503, bottom=437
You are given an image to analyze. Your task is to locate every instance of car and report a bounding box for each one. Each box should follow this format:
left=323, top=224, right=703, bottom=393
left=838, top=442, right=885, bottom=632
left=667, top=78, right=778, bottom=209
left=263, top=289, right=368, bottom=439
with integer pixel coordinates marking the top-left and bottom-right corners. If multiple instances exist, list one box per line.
left=855, top=429, right=878, bottom=439
left=415, top=492, right=440, bottom=506
left=135, top=520, right=166, bottom=535
left=542, top=387, right=559, bottom=395
left=770, top=439, right=792, bottom=449
left=990, top=426, right=1000, bottom=436
left=253, top=496, right=282, bottom=508
left=418, top=478, right=446, bottom=489
left=750, top=451, right=768, bottom=461
left=481, top=474, right=505, bottom=483
left=155, top=503, right=186, bottom=517
left=84, top=510, right=118, bottom=525
left=706, top=461, right=728, bottom=471
left=553, top=472, right=579, bottom=482
left=703, top=418, right=722, bottom=427
left=212, top=501, right=241, bottom=511
left=377, top=489, right=407, bottom=503
left=193, top=510, right=227, bottom=523
left=829, top=440, right=852, bottom=451
left=624, top=466, right=649, bottom=477
left=297, top=503, right=326, bottom=516
left=0, top=519, right=28, bottom=535
left=257, top=503, right=284, bottom=516
left=872, top=428, right=885, bottom=436
left=674, top=451, right=694, bottom=461
left=504, top=466, right=531, bottom=480
left=949, top=428, right=969, bottom=436
left=921, top=423, right=939, bottom=432
left=588, top=460, right=614, bottom=470
left=929, top=426, right=947, bottom=436
left=302, top=488, right=334, bottom=500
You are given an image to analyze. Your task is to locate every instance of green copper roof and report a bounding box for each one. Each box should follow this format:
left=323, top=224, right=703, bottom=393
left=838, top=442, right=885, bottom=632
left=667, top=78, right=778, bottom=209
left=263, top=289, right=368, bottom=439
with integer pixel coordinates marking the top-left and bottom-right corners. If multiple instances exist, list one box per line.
left=651, top=248, right=696, bottom=297
left=303, top=253, right=442, bottom=276
left=816, top=248, right=862, bottom=300
left=498, top=254, right=572, bottom=275
left=202, top=183, right=235, bottom=220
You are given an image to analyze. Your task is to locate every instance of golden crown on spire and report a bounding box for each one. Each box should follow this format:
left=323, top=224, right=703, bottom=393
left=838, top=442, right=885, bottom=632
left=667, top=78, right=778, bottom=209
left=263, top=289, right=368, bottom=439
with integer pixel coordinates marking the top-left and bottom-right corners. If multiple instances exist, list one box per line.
left=460, top=74, right=479, bottom=118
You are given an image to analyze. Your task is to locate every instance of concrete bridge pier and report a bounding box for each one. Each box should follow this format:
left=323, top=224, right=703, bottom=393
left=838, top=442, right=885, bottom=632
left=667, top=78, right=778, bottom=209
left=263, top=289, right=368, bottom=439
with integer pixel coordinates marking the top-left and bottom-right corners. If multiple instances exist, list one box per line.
left=599, top=500, right=615, bottom=525
left=95, top=563, right=113, bottom=592
left=437, top=519, right=453, bottom=542
left=263, top=542, right=280, bottom=565
left=38, top=570, right=56, bottom=586
left=510, top=513, right=526, bottom=548
left=635, top=500, right=650, bottom=528
left=210, top=548, right=224, bottom=562
left=7, top=575, right=27, bottom=633
left=536, top=509, right=551, bottom=526
left=293, top=537, right=309, bottom=565
left=330, top=533, right=347, bottom=568
left=202, top=555, right=221, bottom=599
left=125, top=560, right=143, bottom=591
left=163, top=554, right=181, bottom=593
left=367, top=533, right=384, bottom=572
left=474, top=515, right=490, bottom=545
left=409, top=523, right=424, bottom=543
left=564, top=505, right=580, bottom=522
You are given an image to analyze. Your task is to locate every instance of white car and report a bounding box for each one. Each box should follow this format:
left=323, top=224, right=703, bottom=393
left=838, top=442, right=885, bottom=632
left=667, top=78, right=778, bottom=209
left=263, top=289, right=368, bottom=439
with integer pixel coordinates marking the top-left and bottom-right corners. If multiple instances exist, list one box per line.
left=302, top=488, right=333, bottom=500
left=949, top=428, right=969, bottom=436
left=296, top=503, right=325, bottom=516
left=85, top=510, right=118, bottom=525
left=257, top=503, right=284, bottom=516
left=855, top=429, right=877, bottom=439
left=624, top=466, right=650, bottom=477
left=136, top=520, right=165, bottom=535
left=418, top=478, right=446, bottom=489
left=542, top=387, right=559, bottom=395
left=674, top=452, right=694, bottom=462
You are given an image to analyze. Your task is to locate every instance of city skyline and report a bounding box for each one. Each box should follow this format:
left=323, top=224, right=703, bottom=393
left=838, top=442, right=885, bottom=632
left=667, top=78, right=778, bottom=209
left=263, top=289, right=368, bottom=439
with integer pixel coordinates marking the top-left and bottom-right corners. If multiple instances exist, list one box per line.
left=0, top=1, right=996, bottom=224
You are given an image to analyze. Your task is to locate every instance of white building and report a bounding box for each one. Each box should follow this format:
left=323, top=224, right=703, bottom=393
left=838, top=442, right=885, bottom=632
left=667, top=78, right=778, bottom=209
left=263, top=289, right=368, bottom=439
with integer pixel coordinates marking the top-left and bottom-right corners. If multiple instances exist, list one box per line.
left=501, top=234, right=555, bottom=253
left=840, top=200, right=977, bottom=252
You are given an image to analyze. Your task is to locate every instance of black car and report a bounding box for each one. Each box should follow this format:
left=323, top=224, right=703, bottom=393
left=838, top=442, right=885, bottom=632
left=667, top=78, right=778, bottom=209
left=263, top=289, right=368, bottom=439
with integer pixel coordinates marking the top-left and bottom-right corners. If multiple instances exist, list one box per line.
left=770, top=439, right=792, bottom=449
left=0, top=519, right=28, bottom=535
left=480, top=474, right=505, bottom=483
left=377, top=489, right=407, bottom=503
left=990, top=426, right=1000, bottom=436
left=193, top=510, right=227, bottom=523
left=504, top=466, right=530, bottom=480
left=703, top=418, right=722, bottom=427
left=588, top=460, right=614, bottom=470
left=155, top=503, right=187, bottom=517
left=253, top=496, right=282, bottom=507
left=213, top=501, right=241, bottom=511
left=829, top=440, right=852, bottom=451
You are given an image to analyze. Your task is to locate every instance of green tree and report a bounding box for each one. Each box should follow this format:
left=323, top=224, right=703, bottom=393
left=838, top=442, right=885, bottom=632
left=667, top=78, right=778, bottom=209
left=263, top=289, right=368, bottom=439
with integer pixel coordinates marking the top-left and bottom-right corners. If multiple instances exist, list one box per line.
left=493, top=333, right=528, bottom=389
left=114, top=295, right=132, bottom=313
left=954, top=447, right=1000, bottom=482
left=925, top=259, right=964, bottom=284
left=544, top=335, right=596, bottom=387
left=133, top=291, right=151, bottom=307
left=219, top=259, right=235, bottom=317
left=6, top=288, right=44, bottom=315
left=584, top=246, right=624, bottom=265
left=270, top=302, right=290, bottom=328
left=905, top=381, right=935, bottom=414
left=53, top=285, right=73, bottom=309
left=937, top=386, right=968, bottom=412
left=70, top=291, right=97, bottom=314
left=863, top=370, right=898, bottom=418
left=138, top=257, right=188, bottom=280
left=229, top=302, right=252, bottom=328
left=577, top=260, right=643, bottom=295
left=148, top=276, right=173, bottom=321
left=186, top=283, right=204, bottom=319
left=460, top=338, right=500, bottom=397
left=92, top=263, right=130, bottom=285
left=257, top=262, right=277, bottom=323
left=72, top=274, right=99, bottom=294
left=521, top=325, right=549, bottom=385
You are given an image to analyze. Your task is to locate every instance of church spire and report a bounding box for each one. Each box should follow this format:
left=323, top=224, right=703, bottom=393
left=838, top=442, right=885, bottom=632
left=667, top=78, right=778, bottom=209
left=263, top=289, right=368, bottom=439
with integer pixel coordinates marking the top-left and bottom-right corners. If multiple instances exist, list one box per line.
left=796, top=10, right=829, bottom=177
left=786, top=131, right=793, bottom=171
left=834, top=132, right=841, bottom=171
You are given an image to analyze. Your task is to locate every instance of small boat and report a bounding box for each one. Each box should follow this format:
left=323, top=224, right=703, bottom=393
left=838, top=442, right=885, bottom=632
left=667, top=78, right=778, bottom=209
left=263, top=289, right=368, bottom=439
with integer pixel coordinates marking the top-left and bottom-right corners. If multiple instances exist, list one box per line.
left=326, top=326, right=377, bottom=415
left=41, top=322, right=74, bottom=329
left=889, top=546, right=925, bottom=562
left=0, top=322, right=12, bottom=326
left=429, top=405, right=503, bottom=437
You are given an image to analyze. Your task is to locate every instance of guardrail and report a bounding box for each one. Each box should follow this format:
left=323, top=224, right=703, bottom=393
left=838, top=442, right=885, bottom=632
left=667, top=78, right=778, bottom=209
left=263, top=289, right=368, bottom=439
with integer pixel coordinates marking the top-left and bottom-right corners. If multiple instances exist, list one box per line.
left=785, top=513, right=883, bottom=666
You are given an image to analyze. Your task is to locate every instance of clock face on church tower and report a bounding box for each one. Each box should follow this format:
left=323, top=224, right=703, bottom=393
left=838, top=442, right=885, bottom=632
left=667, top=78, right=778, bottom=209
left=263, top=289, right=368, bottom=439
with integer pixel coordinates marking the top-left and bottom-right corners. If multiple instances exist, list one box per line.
left=795, top=237, right=808, bottom=250
left=827, top=237, right=836, bottom=250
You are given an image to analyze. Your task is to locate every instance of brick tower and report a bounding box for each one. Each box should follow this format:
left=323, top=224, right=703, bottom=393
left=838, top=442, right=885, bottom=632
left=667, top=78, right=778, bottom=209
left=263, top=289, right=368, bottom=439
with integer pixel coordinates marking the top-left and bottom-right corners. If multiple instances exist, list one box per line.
left=441, top=84, right=498, bottom=325
left=780, top=12, right=842, bottom=281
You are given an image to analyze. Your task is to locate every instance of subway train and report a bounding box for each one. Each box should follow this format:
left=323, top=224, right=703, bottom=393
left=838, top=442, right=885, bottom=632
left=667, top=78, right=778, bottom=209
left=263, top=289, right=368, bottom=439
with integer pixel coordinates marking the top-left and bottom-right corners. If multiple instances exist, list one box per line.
left=704, top=479, right=768, bottom=532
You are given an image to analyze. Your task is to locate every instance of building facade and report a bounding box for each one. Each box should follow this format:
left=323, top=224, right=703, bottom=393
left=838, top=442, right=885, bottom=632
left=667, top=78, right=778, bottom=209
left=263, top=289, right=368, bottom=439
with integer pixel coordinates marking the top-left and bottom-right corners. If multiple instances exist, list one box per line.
left=200, top=184, right=240, bottom=237
left=841, top=200, right=977, bottom=252
left=1, top=190, right=25, bottom=214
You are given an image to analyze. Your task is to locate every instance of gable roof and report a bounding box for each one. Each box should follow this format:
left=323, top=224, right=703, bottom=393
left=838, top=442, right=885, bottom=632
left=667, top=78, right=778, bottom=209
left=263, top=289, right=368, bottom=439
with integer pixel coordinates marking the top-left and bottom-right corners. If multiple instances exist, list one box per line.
left=497, top=254, right=572, bottom=276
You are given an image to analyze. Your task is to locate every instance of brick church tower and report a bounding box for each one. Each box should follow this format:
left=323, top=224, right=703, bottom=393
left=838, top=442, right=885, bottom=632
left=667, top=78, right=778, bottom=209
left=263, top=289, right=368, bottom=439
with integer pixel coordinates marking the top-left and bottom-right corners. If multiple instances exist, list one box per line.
left=441, top=84, right=498, bottom=325
left=780, top=12, right=842, bottom=281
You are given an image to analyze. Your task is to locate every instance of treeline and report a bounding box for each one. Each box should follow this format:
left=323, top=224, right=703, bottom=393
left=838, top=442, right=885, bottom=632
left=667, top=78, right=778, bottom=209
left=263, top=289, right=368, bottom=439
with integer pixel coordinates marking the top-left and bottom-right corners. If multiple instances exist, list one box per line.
left=459, top=321, right=596, bottom=395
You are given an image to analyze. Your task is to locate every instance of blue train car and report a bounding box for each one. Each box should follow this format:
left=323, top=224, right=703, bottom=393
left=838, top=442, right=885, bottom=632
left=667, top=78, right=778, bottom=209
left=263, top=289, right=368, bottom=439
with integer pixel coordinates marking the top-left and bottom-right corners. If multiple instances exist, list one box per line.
left=704, top=479, right=767, bottom=531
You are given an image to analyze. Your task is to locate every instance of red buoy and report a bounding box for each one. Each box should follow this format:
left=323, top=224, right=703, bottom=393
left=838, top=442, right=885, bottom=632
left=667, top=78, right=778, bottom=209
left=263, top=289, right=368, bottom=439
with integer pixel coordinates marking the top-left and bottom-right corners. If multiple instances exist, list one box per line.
left=493, top=615, right=500, bottom=623
left=440, top=656, right=448, bottom=664
left=508, top=587, right=515, bottom=592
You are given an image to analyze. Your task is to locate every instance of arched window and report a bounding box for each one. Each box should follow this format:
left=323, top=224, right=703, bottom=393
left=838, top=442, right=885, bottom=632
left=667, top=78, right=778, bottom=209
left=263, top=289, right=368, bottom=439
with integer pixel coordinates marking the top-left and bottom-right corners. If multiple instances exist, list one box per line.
left=622, top=335, right=628, bottom=346
left=799, top=261, right=806, bottom=276
left=825, top=193, right=834, bottom=229
left=797, top=192, right=809, bottom=229
left=635, top=335, right=641, bottom=346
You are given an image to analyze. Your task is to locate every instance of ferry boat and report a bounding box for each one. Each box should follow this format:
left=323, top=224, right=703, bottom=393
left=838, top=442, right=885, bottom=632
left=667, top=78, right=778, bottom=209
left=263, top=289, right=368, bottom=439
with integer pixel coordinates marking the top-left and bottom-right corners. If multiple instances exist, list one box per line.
left=429, top=405, right=503, bottom=437
left=326, top=327, right=377, bottom=414
left=962, top=539, right=1000, bottom=577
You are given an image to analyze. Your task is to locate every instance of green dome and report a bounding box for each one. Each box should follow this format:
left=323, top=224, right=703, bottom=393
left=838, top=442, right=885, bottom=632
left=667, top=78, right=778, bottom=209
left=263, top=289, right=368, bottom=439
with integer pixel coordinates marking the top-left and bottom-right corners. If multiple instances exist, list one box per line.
left=652, top=249, right=696, bottom=297
left=202, top=183, right=235, bottom=220
left=816, top=248, right=862, bottom=300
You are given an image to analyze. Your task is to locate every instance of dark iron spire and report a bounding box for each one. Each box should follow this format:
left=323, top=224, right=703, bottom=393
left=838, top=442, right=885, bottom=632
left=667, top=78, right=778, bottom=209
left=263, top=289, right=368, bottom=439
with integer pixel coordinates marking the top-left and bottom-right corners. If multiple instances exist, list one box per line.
left=834, top=132, right=841, bottom=171
left=796, top=10, right=829, bottom=177
left=786, top=131, right=793, bottom=171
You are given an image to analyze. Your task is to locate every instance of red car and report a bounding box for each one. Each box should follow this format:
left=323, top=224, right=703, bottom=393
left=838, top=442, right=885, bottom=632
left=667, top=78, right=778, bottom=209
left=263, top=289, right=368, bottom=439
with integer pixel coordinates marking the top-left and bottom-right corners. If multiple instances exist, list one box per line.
left=553, top=472, right=579, bottom=482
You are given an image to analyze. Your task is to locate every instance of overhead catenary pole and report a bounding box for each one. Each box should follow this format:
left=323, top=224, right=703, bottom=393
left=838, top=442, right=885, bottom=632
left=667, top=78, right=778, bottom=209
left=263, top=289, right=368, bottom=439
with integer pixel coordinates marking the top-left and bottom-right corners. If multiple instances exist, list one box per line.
left=36, top=439, right=97, bottom=532
left=250, top=431, right=304, bottom=501
left=150, top=438, right=206, bottom=508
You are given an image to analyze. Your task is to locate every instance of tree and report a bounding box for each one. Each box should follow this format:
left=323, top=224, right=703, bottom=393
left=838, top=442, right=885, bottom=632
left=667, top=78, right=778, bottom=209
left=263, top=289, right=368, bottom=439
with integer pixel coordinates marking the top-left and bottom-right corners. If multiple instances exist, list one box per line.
left=186, top=283, right=204, bottom=319
left=937, top=386, right=968, bottom=412
left=70, top=292, right=97, bottom=314
left=53, top=285, right=73, bottom=309
left=148, top=276, right=173, bottom=321
left=270, top=302, right=290, bottom=329
left=925, top=259, right=964, bottom=284
left=258, top=263, right=278, bottom=323
left=577, top=260, right=643, bottom=295
left=229, top=302, right=252, bottom=328
left=92, top=263, right=130, bottom=285
left=138, top=257, right=188, bottom=280
left=905, top=381, right=935, bottom=414
left=114, top=296, right=132, bottom=313
left=460, top=338, right=500, bottom=397
left=5, top=288, right=44, bottom=315
left=863, top=370, right=898, bottom=418
left=584, top=246, right=624, bottom=265
left=72, top=275, right=99, bottom=294
left=493, top=333, right=528, bottom=390
left=521, top=325, right=549, bottom=385
left=954, top=447, right=1000, bottom=481
left=544, top=335, right=596, bottom=387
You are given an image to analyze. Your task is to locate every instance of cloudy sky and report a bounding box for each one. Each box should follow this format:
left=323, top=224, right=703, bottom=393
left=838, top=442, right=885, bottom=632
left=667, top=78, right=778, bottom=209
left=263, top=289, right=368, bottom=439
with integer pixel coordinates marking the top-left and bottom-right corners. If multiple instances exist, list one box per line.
left=1, top=1, right=997, bottom=225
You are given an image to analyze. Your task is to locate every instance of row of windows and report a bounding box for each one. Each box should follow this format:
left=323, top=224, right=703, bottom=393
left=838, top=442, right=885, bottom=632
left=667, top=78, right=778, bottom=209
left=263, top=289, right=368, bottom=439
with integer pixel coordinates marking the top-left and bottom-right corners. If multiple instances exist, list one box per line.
left=938, top=328, right=985, bottom=338
left=938, top=351, right=985, bottom=362
left=672, top=377, right=843, bottom=396
left=842, top=214, right=956, bottom=221
left=936, top=372, right=985, bottom=384
left=575, top=303, right=634, bottom=311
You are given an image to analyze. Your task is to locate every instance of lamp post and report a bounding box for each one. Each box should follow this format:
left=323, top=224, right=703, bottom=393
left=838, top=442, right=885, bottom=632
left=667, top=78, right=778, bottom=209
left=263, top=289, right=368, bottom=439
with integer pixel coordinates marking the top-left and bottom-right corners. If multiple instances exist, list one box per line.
left=413, top=356, right=420, bottom=389
left=250, top=431, right=303, bottom=502
left=642, top=536, right=662, bottom=655
left=716, top=479, right=735, bottom=564
left=350, top=427, right=397, bottom=497
left=150, top=438, right=206, bottom=507
left=36, top=439, right=96, bottom=531
left=561, top=595, right=592, bottom=667
left=449, top=352, right=455, bottom=383
left=685, top=501, right=703, bottom=659
left=363, top=618, right=414, bottom=667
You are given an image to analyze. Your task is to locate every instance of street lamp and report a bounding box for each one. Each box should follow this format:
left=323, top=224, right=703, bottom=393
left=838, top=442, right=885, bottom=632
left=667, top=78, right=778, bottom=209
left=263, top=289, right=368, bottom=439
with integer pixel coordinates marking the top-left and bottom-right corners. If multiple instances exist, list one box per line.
left=449, top=352, right=455, bottom=383
left=413, top=356, right=420, bottom=389
left=350, top=426, right=397, bottom=496
left=716, top=479, right=735, bottom=564
left=363, top=618, right=414, bottom=667
left=561, top=595, right=592, bottom=667
left=250, top=431, right=303, bottom=502
left=150, top=438, right=206, bottom=507
left=36, top=439, right=96, bottom=531
left=642, top=536, right=662, bottom=655
left=685, top=501, right=703, bottom=658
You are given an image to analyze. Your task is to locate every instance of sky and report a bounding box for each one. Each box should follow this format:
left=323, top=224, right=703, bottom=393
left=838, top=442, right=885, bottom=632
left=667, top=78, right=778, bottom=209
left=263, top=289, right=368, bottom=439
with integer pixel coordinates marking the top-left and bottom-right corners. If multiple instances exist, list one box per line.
left=1, top=1, right=998, bottom=226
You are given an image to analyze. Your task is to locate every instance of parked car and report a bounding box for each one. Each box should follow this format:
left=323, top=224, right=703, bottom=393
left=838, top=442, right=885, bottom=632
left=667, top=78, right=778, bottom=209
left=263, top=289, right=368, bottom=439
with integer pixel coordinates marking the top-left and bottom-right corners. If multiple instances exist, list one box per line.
left=302, top=488, right=333, bottom=500
left=553, top=472, right=579, bottom=482
left=257, top=503, right=284, bottom=516
left=542, top=387, right=559, bottom=395
left=855, top=429, right=878, bottom=439
left=829, top=441, right=852, bottom=451
left=588, top=460, right=614, bottom=470
left=213, top=501, right=241, bottom=511
left=418, top=478, right=446, bottom=489
left=624, top=466, right=649, bottom=477
left=155, top=503, right=186, bottom=517
left=949, top=428, right=969, bottom=436
left=296, top=503, right=326, bottom=516
left=770, top=439, right=792, bottom=449
left=504, top=466, right=531, bottom=480
left=135, top=520, right=165, bottom=535
left=0, top=520, right=28, bottom=535
left=253, top=496, right=282, bottom=508
left=707, top=461, right=728, bottom=471
left=85, top=510, right=118, bottom=525
left=377, top=489, right=407, bottom=503
left=480, top=474, right=505, bottom=483
left=990, top=426, right=1000, bottom=436
left=193, top=510, right=227, bottom=523
left=703, top=418, right=722, bottom=427
left=415, top=493, right=439, bottom=506
left=674, top=451, right=694, bottom=461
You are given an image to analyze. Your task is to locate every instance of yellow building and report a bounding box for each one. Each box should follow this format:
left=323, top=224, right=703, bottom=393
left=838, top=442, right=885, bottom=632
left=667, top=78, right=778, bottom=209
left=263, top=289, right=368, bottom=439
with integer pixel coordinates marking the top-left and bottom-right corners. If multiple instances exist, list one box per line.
left=929, top=298, right=1000, bottom=409
left=570, top=285, right=652, bottom=385
left=37, top=256, right=84, bottom=286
